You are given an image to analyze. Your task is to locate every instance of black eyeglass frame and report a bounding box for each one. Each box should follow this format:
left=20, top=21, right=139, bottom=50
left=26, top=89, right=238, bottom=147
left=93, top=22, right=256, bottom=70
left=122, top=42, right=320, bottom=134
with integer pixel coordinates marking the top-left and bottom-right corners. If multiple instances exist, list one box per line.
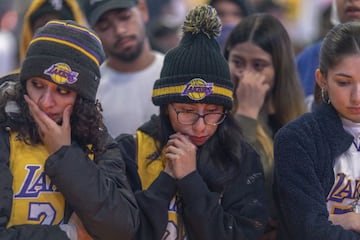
left=170, top=104, right=228, bottom=126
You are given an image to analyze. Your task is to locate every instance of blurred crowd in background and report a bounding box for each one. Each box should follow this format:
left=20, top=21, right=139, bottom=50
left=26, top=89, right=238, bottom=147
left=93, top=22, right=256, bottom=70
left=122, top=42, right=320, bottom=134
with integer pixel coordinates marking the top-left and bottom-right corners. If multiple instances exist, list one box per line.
left=0, top=0, right=332, bottom=77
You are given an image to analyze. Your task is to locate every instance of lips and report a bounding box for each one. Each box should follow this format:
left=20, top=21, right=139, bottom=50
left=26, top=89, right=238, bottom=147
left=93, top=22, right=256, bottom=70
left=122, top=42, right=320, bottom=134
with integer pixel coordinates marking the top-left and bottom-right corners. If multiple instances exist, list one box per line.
left=46, top=112, right=60, bottom=122
left=346, top=6, right=360, bottom=12
left=115, top=37, right=134, bottom=50
left=345, top=6, right=360, bottom=18
left=348, top=107, right=360, bottom=115
left=190, top=136, right=208, bottom=146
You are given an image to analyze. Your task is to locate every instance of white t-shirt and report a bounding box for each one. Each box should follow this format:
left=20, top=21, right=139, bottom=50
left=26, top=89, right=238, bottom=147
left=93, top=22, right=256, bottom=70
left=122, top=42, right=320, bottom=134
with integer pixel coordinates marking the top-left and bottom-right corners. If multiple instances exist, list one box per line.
left=0, top=31, right=16, bottom=76
left=327, top=117, right=360, bottom=214
left=97, top=51, right=164, bottom=137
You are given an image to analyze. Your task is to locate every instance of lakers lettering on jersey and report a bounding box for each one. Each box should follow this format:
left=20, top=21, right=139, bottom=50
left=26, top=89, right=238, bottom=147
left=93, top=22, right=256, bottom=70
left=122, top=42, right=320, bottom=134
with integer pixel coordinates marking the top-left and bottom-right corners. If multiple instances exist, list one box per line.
left=327, top=172, right=360, bottom=214
left=327, top=136, right=360, bottom=214
left=7, top=132, right=65, bottom=227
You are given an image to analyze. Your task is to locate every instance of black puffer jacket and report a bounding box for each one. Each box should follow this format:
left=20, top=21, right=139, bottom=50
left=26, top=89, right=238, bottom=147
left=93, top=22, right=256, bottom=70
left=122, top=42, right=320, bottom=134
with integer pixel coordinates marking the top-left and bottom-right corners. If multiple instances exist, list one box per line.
left=117, top=115, right=269, bottom=240
left=0, top=127, right=139, bottom=240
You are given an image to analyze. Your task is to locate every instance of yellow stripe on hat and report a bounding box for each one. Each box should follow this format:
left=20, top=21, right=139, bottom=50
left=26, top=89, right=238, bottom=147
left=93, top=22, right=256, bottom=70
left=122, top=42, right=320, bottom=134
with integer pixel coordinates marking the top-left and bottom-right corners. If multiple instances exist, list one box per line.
left=30, top=36, right=100, bottom=66
left=152, top=83, right=233, bottom=100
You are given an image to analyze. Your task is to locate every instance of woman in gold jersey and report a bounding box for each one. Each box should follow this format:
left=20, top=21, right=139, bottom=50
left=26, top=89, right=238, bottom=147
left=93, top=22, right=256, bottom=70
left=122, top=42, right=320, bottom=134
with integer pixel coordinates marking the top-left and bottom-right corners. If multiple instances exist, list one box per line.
left=0, top=20, right=138, bottom=240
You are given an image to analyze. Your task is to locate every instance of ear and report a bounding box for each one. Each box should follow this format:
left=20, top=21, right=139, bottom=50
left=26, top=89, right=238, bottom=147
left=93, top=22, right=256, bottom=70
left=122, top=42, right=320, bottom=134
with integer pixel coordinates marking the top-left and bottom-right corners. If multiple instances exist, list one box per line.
left=315, top=68, right=327, bottom=89
left=137, top=0, right=149, bottom=23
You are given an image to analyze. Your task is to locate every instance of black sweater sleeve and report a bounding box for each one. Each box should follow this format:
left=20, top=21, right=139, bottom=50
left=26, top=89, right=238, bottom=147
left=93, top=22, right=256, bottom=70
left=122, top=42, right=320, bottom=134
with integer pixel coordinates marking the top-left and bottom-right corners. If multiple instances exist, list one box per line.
left=45, top=134, right=139, bottom=240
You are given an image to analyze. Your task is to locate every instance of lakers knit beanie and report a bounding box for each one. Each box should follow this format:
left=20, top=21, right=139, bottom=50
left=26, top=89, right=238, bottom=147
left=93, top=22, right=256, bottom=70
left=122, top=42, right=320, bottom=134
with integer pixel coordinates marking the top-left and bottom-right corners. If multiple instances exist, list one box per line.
left=20, top=20, right=105, bottom=102
left=152, top=4, right=234, bottom=110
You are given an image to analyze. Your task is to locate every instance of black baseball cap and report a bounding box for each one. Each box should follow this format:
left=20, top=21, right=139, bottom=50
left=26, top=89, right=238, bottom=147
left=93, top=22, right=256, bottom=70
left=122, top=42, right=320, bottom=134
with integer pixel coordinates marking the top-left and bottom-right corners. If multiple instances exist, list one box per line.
left=81, top=0, right=138, bottom=26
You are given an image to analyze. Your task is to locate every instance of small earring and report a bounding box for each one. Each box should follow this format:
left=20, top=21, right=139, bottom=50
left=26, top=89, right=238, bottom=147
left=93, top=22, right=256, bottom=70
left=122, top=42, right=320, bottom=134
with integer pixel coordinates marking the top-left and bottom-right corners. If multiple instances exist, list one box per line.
left=321, top=88, right=331, bottom=104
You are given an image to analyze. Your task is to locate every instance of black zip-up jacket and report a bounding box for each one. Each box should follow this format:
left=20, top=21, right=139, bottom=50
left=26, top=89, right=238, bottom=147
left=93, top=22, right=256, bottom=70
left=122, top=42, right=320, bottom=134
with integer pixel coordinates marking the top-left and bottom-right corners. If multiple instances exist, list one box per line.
left=0, top=127, right=139, bottom=240
left=117, top=115, right=269, bottom=240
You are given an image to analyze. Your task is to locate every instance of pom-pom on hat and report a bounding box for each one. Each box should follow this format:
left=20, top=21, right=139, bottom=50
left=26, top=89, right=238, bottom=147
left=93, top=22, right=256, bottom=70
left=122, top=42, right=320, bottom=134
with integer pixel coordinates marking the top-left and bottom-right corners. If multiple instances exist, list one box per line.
left=152, top=4, right=234, bottom=110
left=20, top=20, right=106, bottom=102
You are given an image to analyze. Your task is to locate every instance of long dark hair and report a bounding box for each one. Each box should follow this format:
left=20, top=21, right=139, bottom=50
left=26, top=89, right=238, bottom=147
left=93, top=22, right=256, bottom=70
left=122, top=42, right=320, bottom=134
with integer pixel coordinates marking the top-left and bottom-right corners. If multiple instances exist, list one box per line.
left=223, top=13, right=306, bottom=161
left=224, top=13, right=305, bottom=125
left=147, top=104, right=252, bottom=192
left=0, top=77, right=107, bottom=154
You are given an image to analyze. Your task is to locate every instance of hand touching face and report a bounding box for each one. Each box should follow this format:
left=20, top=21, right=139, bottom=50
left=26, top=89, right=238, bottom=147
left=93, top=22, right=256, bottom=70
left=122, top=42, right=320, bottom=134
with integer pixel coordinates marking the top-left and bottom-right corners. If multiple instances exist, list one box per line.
left=228, top=41, right=274, bottom=119
left=25, top=77, right=77, bottom=154
left=233, top=70, right=271, bottom=119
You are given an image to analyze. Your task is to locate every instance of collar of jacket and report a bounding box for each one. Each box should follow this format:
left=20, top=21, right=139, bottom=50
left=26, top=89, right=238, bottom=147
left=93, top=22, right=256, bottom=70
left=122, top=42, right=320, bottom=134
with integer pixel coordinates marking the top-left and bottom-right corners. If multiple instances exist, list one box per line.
left=313, top=103, right=353, bottom=159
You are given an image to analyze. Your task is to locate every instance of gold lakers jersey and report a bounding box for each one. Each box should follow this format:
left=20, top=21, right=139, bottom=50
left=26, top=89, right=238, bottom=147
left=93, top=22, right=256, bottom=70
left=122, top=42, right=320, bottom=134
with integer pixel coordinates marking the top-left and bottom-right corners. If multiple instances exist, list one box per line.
left=136, top=131, right=185, bottom=239
left=7, top=132, right=65, bottom=227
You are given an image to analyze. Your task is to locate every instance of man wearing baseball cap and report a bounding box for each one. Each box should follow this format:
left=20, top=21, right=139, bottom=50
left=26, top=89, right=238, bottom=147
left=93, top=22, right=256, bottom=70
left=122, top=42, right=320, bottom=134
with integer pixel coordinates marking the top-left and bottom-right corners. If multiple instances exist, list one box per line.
left=80, top=0, right=165, bottom=138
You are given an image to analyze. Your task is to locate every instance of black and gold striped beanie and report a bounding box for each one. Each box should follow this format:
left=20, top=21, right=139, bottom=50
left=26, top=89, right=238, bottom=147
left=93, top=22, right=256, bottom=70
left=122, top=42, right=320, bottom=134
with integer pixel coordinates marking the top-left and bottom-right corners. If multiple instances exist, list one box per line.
left=20, top=20, right=105, bottom=102
left=152, top=4, right=233, bottom=110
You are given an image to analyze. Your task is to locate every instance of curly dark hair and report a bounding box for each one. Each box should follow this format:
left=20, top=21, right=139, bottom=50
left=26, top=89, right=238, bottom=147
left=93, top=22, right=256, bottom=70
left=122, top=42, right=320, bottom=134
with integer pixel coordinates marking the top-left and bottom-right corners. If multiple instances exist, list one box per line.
left=0, top=79, right=107, bottom=154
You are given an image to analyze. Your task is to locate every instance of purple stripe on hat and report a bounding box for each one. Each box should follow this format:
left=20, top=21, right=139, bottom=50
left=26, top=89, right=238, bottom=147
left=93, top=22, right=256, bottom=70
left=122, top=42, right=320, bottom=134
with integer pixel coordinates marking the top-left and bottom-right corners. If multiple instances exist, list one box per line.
left=47, top=21, right=102, bottom=44
left=33, top=32, right=104, bottom=65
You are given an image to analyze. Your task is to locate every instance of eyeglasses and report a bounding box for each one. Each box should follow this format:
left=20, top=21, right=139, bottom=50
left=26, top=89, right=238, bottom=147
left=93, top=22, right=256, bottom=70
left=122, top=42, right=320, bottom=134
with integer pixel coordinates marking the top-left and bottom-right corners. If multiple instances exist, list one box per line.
left=170, top=104, right=227, bottom=126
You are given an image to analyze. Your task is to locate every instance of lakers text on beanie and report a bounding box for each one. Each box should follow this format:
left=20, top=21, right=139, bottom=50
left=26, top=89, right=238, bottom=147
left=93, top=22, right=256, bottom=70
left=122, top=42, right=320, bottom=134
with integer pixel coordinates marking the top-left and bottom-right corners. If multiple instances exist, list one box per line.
left=20, top=20, right=106, bottom=102
left=152, top=4, right=234, bottom=110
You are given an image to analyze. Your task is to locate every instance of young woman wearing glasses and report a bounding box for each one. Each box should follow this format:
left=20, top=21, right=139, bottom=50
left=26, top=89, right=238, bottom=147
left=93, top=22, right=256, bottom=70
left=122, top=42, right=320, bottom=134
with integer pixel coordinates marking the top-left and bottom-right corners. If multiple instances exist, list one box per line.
left=115, top=5, right=269, bottom=240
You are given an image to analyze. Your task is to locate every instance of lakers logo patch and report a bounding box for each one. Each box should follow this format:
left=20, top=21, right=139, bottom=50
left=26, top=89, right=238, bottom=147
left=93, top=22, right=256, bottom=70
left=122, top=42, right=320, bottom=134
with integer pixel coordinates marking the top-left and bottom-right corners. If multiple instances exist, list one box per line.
left=44, top=63, right=79, bottom=84
left=181, top=78, right=213, bottom=100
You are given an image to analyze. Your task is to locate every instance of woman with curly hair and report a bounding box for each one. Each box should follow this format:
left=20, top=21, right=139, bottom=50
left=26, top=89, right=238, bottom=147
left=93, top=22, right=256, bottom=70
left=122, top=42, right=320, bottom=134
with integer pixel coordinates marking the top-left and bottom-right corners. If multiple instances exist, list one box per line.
left=0, top=20, right=138, bottom=240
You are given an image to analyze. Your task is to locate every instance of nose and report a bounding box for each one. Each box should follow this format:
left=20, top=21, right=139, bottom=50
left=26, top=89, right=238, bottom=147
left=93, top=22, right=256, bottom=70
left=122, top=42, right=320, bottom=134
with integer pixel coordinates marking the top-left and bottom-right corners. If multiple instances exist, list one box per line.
left=192, top=116, right=206, bottom=132
left=38, top=88, right=55, bottom=110
left=351, top=84, right=360, bottom=105
left=114, top=19, right=126, bottom=36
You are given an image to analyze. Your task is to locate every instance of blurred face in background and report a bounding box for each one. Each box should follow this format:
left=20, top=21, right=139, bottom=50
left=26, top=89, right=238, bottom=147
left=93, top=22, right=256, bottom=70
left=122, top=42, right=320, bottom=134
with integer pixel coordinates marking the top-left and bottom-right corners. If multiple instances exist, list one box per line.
left=336, top=0, right=360, bottom=23
left=228, top=41, right=275, bottom=90
left=31, top=13, right=63, bottom=32
left=212, top=0, right=244, bottom=26
left=94, top=4, right=149, bottom=62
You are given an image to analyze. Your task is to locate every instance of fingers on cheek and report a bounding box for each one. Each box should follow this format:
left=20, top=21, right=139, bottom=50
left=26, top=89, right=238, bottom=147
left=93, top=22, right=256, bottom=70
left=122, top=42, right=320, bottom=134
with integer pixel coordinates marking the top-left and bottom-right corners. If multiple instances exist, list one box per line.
left=25, top=97, right=37, bottom=110
left=36, top=125, right=45, bottom=138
